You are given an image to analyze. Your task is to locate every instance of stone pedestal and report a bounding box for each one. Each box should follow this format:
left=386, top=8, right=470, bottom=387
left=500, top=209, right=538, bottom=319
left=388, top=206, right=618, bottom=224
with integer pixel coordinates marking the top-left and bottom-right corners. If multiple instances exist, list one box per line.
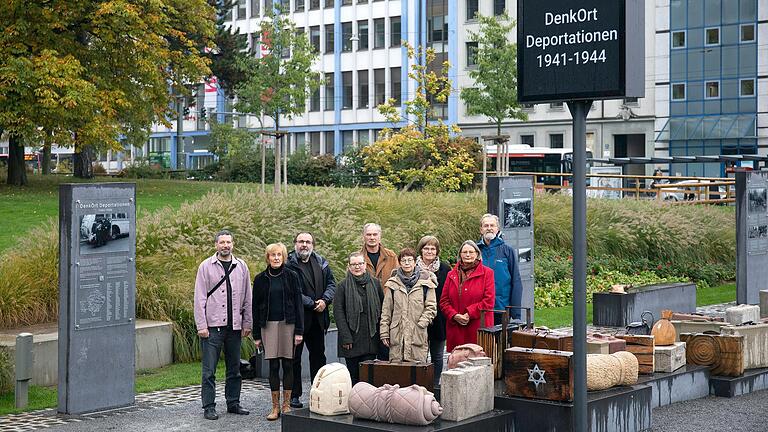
left=760, top=290, right=768, bottom=318
left=593, top=282, right=696, bottom=327
left=440, top=357, right=494, bottom=422
left=710, top=367, right=768, bottom=397
left=637, top=365, right=710, bottom=408
left=725, top=304, right=761, bottom=325
left=654, top=342, right=686, bottom=373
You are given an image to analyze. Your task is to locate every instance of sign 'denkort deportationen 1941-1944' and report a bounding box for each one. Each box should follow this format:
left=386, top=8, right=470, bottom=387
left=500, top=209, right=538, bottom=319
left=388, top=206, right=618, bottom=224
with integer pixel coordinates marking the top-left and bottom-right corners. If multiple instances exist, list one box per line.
left=517, top=0, right=644, bottom=103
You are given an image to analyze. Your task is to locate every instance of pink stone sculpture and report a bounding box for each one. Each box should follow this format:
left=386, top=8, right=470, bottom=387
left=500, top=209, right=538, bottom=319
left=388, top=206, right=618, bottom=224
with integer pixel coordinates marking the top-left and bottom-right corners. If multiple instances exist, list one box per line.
left=348, top=382, right=443, bottom=425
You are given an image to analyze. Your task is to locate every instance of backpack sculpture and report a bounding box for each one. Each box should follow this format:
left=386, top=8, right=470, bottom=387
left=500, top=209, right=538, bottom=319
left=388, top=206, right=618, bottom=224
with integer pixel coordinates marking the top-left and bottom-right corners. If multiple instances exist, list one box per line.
left=309, top=362, right=353, bottom=416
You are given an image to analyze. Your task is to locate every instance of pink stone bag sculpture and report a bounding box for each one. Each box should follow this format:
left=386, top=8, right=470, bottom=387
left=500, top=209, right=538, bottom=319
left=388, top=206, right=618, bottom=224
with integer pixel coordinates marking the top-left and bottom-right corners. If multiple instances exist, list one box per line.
left=447, top=343, right=487, bottom=369
left=348, top=382, right=443, bottom=425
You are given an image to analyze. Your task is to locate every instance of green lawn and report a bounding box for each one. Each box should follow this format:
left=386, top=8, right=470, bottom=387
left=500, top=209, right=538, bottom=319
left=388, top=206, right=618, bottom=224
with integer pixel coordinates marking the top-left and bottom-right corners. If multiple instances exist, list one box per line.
left=0, top=175, right=253, bottom=253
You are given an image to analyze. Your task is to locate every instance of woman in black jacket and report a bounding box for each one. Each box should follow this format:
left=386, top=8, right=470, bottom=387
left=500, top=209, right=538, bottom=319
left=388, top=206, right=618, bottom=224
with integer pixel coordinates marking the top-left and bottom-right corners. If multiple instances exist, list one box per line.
left=416, top=235, right=451, bottom=387
left=252, top=242, right=304, bottom=421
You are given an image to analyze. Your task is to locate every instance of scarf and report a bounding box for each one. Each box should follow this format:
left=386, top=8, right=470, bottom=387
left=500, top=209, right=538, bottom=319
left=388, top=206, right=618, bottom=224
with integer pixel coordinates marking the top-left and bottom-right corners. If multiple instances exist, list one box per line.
left=342, top=271, right=380, bottom=338
left=458, top=260, right=480, bottom=288
left=396, top=265, right=421, bottom=290
left=416, top=256, right=440, bottom=273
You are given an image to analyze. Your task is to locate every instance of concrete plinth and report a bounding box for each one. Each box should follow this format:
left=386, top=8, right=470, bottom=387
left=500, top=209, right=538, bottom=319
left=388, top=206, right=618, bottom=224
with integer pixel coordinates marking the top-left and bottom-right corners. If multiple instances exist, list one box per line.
left=654, top=342, right=686, bottom=373
left=710, top=367, right=768, bottom=397
left=637, top=365, right=710, bottom=408
left=441, top=357, right=494, bottom=422
left=725, top=304, right=761, bottom=325
left=593, top=283, right=696, bottom=327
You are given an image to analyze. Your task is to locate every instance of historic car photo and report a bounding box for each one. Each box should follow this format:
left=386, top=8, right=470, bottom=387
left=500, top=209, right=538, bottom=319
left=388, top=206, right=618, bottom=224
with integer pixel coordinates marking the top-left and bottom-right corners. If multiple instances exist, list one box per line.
left=748, top=188, right=767, bottom=214
left=518, top=248, right=532, bottom=263
left=748, top=225, right=759, bottom=239
left=503, top=198, right=532, bottom=228
left=759, top=225, right=768, bottom=238
left=79, top=213, right=131, bottom=254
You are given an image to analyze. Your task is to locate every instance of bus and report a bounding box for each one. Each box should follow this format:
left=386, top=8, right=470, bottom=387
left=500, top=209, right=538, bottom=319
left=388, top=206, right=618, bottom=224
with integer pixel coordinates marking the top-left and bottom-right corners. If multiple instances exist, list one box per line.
left=486, top=145, right=593, bottom=187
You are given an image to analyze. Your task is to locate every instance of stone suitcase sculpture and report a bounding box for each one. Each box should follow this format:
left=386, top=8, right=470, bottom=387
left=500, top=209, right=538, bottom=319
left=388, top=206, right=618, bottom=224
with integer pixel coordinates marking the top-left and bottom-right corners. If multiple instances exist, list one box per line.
left=586, top=333, right=627, bottom=354
left=586, top=351, right=639, bottom=391
left=359, top=360, right=434, bottom=392
left=309, top=362, right=353, bottom=416
left=671, top=320, right=728, bottom=341
left=446, top=344, right=487, bottom=370
left=721, top=323, right=768, bottom=369
left=669, top=312, right=724, bottom=322
left=679, top=333, right=744, bottom=377
left=654, top=342, right=687, bottom=373
left=510, top=328, right=574, bottom=352
left=725, top=304, right=761, bottom=325
left=504, top=347, right=573, bottom=402
left=440, top=357, right=494, bottom=422
left=348, top=382, right=442, bottom=425
left=616, top=334, right=655, bottom=374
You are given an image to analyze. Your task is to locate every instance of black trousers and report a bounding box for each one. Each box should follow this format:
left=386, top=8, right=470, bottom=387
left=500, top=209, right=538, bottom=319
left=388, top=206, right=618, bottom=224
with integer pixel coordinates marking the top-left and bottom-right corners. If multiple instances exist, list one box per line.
left=344, top=353, right=376, bottom=385
left=291, top=315, right=326, bottom=398
left=429, top=339, right=445, bottom=387
left=200, top=326, right=241, bottom=410
left=269, top=358, right=293, bottom=391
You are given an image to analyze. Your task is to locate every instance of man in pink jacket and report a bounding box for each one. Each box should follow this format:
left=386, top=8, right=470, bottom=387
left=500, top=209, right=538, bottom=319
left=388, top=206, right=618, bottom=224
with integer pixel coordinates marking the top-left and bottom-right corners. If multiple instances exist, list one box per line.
left=194, top=230, right=253, bottom=420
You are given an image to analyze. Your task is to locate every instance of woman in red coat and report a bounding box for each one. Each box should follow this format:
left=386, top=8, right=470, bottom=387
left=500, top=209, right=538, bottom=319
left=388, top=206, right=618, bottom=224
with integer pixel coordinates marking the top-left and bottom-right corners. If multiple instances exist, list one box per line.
left=440, top=240, right=496, bottom=352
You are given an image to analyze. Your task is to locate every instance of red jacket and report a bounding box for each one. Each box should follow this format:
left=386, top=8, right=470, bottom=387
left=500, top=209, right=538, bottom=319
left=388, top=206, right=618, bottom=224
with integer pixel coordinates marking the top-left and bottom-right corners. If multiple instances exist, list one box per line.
left=440, top=262, right=495, bottom=352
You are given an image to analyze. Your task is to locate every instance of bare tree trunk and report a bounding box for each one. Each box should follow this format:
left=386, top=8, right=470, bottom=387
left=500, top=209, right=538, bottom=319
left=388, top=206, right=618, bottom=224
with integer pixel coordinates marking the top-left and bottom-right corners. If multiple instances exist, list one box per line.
left=283, top=138, right=288, bottom=192
left=73, top=144, right=94, bottom=179
left=7, top=134, right=28, bottom=186
left=273, top=134, right=281, bottom=194
left=41, top=133, right=52, bottom=175
left=260, top=133, right=266, bottom=193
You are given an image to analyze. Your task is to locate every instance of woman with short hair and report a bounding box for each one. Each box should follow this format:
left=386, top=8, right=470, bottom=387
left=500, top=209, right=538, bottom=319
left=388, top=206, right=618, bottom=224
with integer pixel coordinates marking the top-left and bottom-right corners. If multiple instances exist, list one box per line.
left=252, top=243, right=304, bottom=421
left=416, top=235, right=451, bottom=386
left=380, top=248, right=437, bottom=363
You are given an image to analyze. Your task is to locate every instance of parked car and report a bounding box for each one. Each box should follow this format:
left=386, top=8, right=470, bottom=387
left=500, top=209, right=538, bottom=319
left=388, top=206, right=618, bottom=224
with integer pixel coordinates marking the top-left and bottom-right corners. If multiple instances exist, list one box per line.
left=656, top=179, right=727, bottom=202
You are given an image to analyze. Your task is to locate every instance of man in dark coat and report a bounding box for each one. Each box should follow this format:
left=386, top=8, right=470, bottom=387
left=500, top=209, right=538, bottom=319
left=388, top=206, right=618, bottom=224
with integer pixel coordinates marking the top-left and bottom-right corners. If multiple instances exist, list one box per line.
left=286, top=232, right=336, bottom=408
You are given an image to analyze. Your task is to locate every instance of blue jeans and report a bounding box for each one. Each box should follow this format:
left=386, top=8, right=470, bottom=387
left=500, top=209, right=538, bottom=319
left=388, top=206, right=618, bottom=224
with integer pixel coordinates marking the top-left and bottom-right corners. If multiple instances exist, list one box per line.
left=429, top=339, right=445, bottom=387
left=201, top=327, right=242, bottom=410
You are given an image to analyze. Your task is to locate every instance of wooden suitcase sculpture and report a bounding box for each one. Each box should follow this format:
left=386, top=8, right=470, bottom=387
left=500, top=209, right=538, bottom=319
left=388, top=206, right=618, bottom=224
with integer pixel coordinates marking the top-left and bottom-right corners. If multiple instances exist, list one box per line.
left=359, top=360, right=434, bottom=392
left=616, top=334, right=655, bottom=374
left=476, top=307, right=531, bottom=379
left=510, top=327, right=573, bottom=352
left=503, top=347, right=573, bottom=402
left=720, top=322, right=768, bottom=370
left=679, top=332, right=744, bottom=377
left=586, top=333, right=627, bottom=355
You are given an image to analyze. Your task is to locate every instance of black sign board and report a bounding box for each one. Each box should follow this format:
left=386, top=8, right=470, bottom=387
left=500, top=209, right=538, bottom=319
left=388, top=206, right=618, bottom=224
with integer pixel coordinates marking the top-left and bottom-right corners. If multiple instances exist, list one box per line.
left=517, top=0, right=644, bottom=103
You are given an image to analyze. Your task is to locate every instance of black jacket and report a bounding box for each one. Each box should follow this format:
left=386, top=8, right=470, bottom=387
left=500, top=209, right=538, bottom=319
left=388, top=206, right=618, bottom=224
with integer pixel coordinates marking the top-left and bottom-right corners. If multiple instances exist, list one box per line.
left=286, top=251, right=336, bottom=333
left=427, top=261, right=451, bottom=342
left=252, top=267, right=304, bottom=340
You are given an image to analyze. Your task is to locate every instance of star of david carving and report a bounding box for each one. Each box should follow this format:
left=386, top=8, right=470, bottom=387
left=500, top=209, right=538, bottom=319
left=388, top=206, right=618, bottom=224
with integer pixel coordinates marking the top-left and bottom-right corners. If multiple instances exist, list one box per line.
left=527, top=364, right=546, bottom=389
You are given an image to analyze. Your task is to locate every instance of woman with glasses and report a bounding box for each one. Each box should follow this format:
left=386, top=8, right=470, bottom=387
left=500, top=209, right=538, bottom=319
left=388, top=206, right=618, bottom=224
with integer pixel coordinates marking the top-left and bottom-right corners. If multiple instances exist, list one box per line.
left=440, top=241, right=495, bottom=353
left=379, top=248, right=437, bottom=363
left=334, top=252, right=384, bottom=384
left=416, top=236, right=451, bottom=386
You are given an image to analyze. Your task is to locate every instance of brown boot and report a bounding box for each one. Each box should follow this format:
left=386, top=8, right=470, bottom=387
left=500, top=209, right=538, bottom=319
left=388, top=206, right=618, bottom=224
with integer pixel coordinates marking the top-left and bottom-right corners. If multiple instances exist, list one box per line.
left=266, top=391, right=280, bottom=421
left=281, top=390, right=292, bottom=414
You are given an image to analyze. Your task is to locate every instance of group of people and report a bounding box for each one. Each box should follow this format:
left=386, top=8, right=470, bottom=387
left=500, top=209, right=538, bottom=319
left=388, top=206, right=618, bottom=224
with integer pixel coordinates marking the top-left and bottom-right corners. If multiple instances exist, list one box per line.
left=192, top=214, right=524, bottom=421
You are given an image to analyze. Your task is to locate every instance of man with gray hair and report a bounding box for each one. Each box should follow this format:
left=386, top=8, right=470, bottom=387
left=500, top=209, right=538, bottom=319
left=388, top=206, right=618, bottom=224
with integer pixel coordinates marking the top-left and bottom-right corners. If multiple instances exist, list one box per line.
left=360, top=223, right=399, bottom=286
left=476, top=214, right=524, bottom=323
left=193, top=230, right=252, bottom=420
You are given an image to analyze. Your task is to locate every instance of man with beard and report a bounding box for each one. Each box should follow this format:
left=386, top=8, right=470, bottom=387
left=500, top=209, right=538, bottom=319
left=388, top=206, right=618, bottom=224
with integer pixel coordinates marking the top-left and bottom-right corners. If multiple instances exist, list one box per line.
left=193, top=230, right=252, bottom=420
left=476, top=214, right=524, bottom=324
left=286, top=232, right=336, bottom=408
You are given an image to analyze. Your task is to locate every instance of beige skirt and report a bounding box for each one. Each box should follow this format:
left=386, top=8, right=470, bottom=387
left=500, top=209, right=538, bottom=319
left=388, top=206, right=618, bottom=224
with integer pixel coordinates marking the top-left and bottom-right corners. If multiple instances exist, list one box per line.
left=262, top=320, right=296, bottom=359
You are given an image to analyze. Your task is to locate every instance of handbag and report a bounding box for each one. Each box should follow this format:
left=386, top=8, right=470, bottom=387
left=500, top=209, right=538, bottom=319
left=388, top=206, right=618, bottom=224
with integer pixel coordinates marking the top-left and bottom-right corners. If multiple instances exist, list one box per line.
left=625, top=311, right=654, bottom=335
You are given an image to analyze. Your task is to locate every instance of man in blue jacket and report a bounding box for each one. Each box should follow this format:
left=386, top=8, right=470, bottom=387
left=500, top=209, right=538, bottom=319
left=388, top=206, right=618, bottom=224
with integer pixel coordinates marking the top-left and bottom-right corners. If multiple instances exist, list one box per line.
left=286, top=232, right=336, bottom=408
left=477, top=214, right=524, bottom=323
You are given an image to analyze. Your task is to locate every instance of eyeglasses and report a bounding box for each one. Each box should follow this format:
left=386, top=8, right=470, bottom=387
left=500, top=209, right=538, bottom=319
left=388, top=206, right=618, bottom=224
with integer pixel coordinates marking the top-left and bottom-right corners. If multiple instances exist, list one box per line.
left=296, top=240, right=313, bottom=244
left=349, top=262, right=366, bottom=267
left=400, top=258, right=415, bottom=264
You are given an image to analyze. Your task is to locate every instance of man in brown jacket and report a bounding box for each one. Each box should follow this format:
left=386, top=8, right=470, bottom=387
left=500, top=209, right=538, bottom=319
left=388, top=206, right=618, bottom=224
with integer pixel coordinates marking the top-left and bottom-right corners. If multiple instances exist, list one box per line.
left=361, top=223, right=399, bottom=285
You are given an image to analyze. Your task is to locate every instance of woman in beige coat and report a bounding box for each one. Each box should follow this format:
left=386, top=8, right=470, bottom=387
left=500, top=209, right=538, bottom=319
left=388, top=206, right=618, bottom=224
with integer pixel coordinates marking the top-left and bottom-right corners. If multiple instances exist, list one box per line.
left=380, top=248, right=438, bottom=362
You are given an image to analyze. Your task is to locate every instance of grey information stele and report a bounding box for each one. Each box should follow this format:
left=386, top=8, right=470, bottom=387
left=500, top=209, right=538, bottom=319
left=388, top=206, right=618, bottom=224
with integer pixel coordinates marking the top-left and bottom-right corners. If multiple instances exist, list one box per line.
left=736, top=171, right=768, bottom=305
left=487, top=176, right=535, bottom=323
left=58, top=183, right=137, bottom=414
left=517, top=0, right=644, bottom=102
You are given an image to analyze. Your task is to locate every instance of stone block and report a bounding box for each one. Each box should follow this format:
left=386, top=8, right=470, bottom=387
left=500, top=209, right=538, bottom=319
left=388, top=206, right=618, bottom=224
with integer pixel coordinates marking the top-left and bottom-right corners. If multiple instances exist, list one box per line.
left=593, top=282, right=696, bottom=327
left=760, top=291, right=768, bottom=318
left=440, top=356, right=494, bottom=422
left=654, top=342, right=686, bottom=373
left=725, top=304, right=761, bottom=325
left=721, top=323, right=768, bottom=369
left=671, top=321, right=728, bottom=341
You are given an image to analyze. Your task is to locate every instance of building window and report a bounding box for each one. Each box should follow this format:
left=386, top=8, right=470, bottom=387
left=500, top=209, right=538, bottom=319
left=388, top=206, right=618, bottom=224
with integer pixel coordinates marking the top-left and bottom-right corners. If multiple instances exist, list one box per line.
left=325, top=72, right=335, bottom=110
left=391, top=67, right=401, bottom=106
left=309, top=132, right=321, bottom=155
left=324, top=131, right=335, bottom=154
left=236, top=0, right=246, bottom=19
left=672, top=83, right=686, bottom=100
left=374, top=68, right=385, bottom=106
left=467, top=0, right=478, bottom=20
left=309, top=0, right=319, bottom=9
left=374, top=18, right=385, bottom=48
left=466, top=42, right=478, bottom=67
left=358, top=70, right=369, bottom=108
left=342, top=71, right=353, bottom=109
left=342, top=0, right=352, bottom=5
left=740, top=79, right=755, bottom=97
left=309, top=88, right=320, bottom=111
left=280, top=0, right=290, bottom=12
left=429, top=16, right=447, bottom=43
left=325, top=24, right=334, bottom=54
left=295, top=0, right=305, bottom=12
left=549, top=102, right=563, bottom=109
left=358, top=0, right=367, bottom=4
left=295, top=133, right=306, bottom=152
left=624, top=97, right=639, bottom=105
left=310, top=26, right=320, bottom=52
left=342, top=22, right=353, bottom=52
left=520, top=134, right=534, bottom=147
left=324, top=0, right=333, bottom=8
left=705, top=27, right=719, bottom=45
left=251, top=0, right=260, bottom=17
left=358, top=130, right=370, bottom=146
left=357, top=20, right=369, bottom=50
left=550, top=134, right=564, bottom=149
left=342, top=131, right=354, bottom=153
left=494, top=0, right=505, bottom=15
left=671, top=31, right=685, bottom=48
left=705, top=81, right=719, bottom=99
left=740, top=24, right=755, bottom=42
left=390, top=17, right=402, bottom=47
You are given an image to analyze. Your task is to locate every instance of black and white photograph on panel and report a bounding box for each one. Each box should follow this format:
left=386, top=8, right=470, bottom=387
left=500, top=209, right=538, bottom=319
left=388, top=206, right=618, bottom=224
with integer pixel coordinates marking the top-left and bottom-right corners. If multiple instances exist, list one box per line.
left=748, top=225, right=759, bottom=239
left=759, top=225, right=768, bottom=238
left=748, top=188, right=767, bottom=214
left=518, top=248, right=532, bottom=263
left=79, top=213, right=131, bottom=254
left=503, top=198, right=532, bottom=229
